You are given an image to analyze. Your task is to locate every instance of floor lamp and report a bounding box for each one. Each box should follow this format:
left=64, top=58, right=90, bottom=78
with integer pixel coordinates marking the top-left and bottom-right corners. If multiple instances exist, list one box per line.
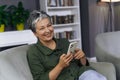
left=101, top=0, right=120, bottom=31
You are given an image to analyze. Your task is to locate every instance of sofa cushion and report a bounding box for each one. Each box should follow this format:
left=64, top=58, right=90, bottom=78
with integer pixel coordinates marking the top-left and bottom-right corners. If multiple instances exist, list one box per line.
left=0, top=45, right=33, bottom=80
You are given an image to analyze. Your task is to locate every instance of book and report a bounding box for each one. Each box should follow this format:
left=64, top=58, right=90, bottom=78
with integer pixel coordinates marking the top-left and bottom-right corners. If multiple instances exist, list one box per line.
left=68, top=0, right=73, bottom=6
left=48, top=0, right=57, bottom=7
left=51, top=15, right=57, bottom=24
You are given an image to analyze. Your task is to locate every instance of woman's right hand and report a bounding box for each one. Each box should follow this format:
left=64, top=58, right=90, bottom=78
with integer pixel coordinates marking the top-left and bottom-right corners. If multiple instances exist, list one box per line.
left=58, top=53, right=73, bottom=69
left=49, top=53, right=73, bottom=80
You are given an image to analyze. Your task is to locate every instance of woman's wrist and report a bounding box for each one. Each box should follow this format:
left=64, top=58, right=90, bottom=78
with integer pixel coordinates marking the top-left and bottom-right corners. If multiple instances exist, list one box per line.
left=49, top=63, right=64, bottom=80
left=57, top=63, right=65, bottom=70
left=79, top=56, right=87, bottom=65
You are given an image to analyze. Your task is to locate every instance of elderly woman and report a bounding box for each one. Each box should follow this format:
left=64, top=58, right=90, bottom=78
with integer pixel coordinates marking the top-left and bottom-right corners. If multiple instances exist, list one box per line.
left=27, top=10, right=106, bottom=80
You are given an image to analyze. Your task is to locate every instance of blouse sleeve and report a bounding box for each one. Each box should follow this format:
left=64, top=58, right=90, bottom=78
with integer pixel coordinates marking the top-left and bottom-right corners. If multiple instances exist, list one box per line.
left=27, top=47, right=49, bottom=80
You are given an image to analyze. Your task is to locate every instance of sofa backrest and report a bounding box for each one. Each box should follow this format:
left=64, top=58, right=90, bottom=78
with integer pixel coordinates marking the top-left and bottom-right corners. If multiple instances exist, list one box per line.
left=95, top=31, right=120, bottom=80
left=0, top=45, right=33, bottom=80
left=95, top=31, right=120, bottom=58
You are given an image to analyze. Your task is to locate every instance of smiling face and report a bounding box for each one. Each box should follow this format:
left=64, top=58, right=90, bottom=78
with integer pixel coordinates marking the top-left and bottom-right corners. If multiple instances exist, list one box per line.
left=34, top=18, right=54, bottom=43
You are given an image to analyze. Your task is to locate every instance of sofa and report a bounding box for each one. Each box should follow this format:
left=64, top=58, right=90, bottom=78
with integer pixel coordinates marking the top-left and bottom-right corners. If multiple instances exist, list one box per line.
left=0, top=45, right=116, bottom=80
left=95, top=31, right=120, bottom=80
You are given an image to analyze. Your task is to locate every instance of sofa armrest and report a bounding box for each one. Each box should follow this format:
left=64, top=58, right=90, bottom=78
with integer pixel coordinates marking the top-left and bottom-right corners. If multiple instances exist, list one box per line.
left=90, top=62, right=116, bottom=80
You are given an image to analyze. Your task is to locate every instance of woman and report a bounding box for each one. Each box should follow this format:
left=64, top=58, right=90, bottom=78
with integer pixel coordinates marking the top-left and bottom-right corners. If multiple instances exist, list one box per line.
left=27, top=10, right=106, bottom=80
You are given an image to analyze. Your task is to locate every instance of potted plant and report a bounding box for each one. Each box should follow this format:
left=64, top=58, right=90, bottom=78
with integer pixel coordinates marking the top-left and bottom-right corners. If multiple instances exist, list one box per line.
left=7, top=1, right=30, bottom=30
left=0, top=5, right=10, bottom=32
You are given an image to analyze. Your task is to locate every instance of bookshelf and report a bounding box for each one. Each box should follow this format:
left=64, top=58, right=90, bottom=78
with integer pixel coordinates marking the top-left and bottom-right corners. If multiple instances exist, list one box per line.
left=39, top=0, right=82, bottom=48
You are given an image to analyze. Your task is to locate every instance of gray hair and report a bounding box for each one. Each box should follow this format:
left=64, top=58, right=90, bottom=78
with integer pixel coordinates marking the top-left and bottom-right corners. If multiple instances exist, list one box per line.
left=27, top=10, right=52, bottom=32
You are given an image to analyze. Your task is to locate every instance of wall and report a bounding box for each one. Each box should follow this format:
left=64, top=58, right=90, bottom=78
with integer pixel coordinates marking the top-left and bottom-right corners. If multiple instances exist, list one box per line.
left=0, top=0, right=39, bottom=10
left=80, top=0, right=91, bottom=57
left=0, top=0, right=40, bottom=30
left=80, top=0, right=98, bottom=57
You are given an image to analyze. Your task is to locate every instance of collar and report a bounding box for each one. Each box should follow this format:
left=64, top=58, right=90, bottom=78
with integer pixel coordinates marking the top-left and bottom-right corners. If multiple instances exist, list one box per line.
left=35, top=38, right=62, bottom=55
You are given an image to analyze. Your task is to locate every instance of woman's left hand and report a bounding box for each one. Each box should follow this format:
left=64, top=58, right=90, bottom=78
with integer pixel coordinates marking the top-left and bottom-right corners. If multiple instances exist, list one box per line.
left=74, top=49, right=85, bottom=60
left=74, top=49, right=87, bottom=65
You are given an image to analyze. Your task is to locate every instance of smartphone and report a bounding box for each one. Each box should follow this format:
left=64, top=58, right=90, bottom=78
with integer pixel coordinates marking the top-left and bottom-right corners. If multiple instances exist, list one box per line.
left=67, top=41, right=78, bottom=54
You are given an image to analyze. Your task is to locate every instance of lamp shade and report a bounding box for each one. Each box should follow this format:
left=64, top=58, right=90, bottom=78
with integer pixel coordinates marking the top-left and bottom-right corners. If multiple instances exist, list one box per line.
left=101, top=0, right=120, bottom=2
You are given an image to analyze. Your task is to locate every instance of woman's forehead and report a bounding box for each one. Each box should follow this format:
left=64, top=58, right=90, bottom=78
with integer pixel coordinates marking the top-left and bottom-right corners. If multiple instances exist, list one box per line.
left=36, top=18, right=50, bottom=27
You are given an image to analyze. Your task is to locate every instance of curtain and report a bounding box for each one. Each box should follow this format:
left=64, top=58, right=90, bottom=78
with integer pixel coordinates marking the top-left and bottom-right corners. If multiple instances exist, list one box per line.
left=95, top=2, right=120, bottom=33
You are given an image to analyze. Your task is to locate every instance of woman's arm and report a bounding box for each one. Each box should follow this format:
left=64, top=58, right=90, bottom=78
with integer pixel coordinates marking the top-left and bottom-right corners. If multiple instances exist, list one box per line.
left=49, top=53, right=73, bottom=80
left=79, top=56, right=87, bottom=65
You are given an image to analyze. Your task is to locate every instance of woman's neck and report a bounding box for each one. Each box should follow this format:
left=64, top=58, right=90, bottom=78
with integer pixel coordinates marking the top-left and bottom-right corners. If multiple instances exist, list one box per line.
left=40, top=39, right=56, bottom=50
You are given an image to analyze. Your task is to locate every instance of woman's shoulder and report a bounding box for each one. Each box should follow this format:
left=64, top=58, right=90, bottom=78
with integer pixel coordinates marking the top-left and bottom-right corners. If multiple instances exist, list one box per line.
left=28, top=44, right=36, bottom=50
left=27, top=44, right=38, bottom=54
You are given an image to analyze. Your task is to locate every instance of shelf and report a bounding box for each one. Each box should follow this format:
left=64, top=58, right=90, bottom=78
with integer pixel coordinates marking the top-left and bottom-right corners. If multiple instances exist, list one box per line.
left=54, top=27, right=73, bottom=33
left=40, top=0, right=81, bottom=48
left=53, top=23, right=79, bottom=28
left=69, top=38, right=81, bottom=42
left=47, top=6, right=79, bottom=10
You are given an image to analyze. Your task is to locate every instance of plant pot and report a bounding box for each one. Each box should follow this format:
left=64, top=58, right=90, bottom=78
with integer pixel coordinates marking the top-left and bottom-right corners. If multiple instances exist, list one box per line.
left=0, top=24, right=5, bottom=32
left=16, top=23, right=24, bottom=30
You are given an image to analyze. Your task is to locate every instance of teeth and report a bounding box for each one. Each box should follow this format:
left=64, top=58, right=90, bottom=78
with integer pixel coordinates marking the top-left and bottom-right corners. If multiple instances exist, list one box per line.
left=46, top=34, right=50, bottom=36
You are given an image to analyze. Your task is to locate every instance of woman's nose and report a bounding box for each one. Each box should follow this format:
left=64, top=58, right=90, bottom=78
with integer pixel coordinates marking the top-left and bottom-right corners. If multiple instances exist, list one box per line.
left=45, top=27, right=50, bottom=32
